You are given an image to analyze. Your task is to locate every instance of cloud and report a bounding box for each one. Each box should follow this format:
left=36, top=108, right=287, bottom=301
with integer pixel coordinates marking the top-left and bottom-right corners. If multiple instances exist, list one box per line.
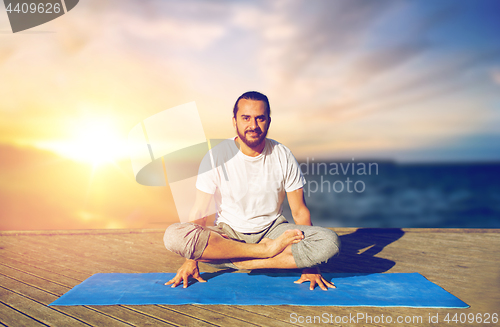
left=230, top=1, right=499, bottom=105
left=312, top=48, right=500, bottom=122
left=492, top=69, right=500, bottom=85
left=0, top=3, right=227, bottom=143
left=226, top=1, right=460, bottom=109
left=345, top=42, right=431, bottom=86
left=91, top=1, right=229, bottom=51
left=122, top=15, right=226, bottom=50
left=253, top=1, right=397, bottom=79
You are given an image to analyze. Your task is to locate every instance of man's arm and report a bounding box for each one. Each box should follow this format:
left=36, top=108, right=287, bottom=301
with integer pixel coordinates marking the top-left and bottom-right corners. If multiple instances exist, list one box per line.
left=287, top=188, right=336, bottom=290
left=287, top=187, right=312, bottom=226
left=189, top=189, right=214, bottom=227
left=165, top=189, right=213, bottom=288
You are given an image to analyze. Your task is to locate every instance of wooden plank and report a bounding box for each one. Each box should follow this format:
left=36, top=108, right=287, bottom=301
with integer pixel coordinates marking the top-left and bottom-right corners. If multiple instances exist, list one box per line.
left=0, top=251, right=90, bottom=281
left=194, top=305, right=302, bottom=327
left=271, top=305, right=380, bottom=327
left=125, top=305, right=217, bottom=327
left=342, top=235, right=500, bottom=263
left=0, top=302, right=47, bottom=327
left=2, top=235, right=143, bottom=274
left=332, top=237, right=500, bottom=282
left=0, top=257, right=176, bottom=326
left=1, top=260, right=82, bottom=287
left=1, top=237, right=101, bottom=278
left=162, top=305, right=261, bottom=327
left=87, top=306, right=177, bottom=327
left=98, top=233, right=184, bottom=268
left=0, top=272, right=133, bottom=326
left=90, top=234, right=176, bottom=272
left=19, top=234, right=164, bottom=273
left=0, top=265, right=69, bottom=297
left=233, top=306, right=310, bottom=326
left=391, top=233, right=500, bottom=255
left=0, top=286, right=88, bottom=326
left=2, top=234, right=156, bottom=284
left=370, top=249, right=497, bottom=275
left=0, top=255, right=186, bottom=326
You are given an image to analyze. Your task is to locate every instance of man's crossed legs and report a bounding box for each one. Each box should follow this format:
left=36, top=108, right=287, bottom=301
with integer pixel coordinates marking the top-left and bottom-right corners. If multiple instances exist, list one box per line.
left=163, top=216, right=341, bottom=288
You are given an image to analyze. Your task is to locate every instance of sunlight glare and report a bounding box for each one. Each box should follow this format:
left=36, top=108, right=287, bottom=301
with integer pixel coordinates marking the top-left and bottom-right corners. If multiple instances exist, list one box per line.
left=36, top=117, right=129, bottom=166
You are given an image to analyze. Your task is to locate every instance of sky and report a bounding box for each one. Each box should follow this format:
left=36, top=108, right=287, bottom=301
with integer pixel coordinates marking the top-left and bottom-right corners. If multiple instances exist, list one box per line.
left=0, top=0, right=499, bottom=230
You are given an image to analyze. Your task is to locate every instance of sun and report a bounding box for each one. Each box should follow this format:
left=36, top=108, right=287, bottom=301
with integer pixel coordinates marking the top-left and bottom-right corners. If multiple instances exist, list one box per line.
left=36, top=116, right=129, bottom=166
left=71, top=120, right=126, bottom=165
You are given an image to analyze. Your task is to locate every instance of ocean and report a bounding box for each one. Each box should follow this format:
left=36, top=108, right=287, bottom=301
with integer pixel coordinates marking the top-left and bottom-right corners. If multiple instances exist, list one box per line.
left=282, top=161, right=500, bottom=228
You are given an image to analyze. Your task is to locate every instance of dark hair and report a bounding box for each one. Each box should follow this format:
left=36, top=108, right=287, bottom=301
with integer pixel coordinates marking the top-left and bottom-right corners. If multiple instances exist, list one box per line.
left=233, top=91, right=271, bottom=118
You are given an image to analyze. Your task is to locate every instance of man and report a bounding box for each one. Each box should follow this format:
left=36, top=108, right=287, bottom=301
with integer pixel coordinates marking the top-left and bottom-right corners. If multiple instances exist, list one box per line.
left=163, top=91, right=340, bottom=290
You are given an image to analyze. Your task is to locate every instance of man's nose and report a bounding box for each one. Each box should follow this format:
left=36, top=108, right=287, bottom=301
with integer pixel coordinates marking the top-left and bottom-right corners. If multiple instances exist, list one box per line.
left=249, top=118, right=258, bottom=129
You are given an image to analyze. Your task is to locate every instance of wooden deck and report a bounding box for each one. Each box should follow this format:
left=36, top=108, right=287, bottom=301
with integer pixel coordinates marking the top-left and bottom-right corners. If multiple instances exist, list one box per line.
left=0, top=228, right=499, bottom=326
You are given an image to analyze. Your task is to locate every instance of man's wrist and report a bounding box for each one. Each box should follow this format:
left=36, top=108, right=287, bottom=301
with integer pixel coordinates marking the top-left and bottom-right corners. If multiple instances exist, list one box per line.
left=191, top=216, right=207, bottom=226
left=185, top=259, right=198, bottom=265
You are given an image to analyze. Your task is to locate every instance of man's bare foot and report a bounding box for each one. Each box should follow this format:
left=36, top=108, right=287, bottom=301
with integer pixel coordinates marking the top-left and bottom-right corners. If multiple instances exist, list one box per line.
left=231, top=230, right=303, bottom=269
left=264, top=229, right=303, bottom=257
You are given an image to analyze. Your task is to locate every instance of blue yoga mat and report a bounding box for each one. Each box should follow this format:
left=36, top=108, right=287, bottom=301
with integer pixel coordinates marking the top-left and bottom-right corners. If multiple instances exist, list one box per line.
left=49, top=272, right=468, bottom=307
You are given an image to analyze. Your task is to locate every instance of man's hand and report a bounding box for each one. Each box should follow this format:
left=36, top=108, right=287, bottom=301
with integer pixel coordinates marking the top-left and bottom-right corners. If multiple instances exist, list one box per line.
left=165, top=259, right=206, bottom=288
left=294, top=267, right=336, bottom=291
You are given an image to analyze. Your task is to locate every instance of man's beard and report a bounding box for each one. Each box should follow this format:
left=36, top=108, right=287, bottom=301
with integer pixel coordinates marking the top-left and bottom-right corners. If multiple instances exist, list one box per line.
left=236, top=125, right=268, bottom=148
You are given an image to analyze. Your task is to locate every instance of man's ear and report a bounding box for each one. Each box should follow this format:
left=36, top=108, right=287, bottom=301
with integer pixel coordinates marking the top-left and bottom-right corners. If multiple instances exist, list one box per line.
left=232, top=116, right=236, bottom=129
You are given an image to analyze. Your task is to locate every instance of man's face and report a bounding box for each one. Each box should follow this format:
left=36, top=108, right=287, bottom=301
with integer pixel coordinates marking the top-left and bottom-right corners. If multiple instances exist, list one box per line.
left=233, top=99, right=271, bottom=148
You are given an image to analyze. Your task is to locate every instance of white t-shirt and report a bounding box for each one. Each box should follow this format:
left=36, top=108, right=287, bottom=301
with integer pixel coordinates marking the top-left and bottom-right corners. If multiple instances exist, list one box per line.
left=196, top=137, right=306, bottom=233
